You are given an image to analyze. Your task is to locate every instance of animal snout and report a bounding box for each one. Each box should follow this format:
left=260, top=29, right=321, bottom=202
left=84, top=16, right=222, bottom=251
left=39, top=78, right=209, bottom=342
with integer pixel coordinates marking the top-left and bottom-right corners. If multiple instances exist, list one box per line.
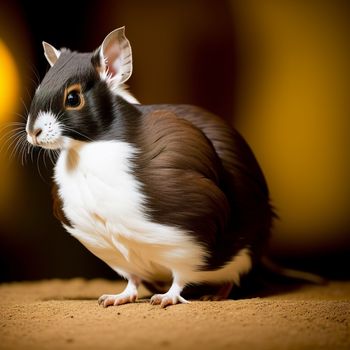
left=27, top=128, right=42, bottom=145
left=33, top=128, right=42, bottom=139
left=26, top=111, right=63, bottom=149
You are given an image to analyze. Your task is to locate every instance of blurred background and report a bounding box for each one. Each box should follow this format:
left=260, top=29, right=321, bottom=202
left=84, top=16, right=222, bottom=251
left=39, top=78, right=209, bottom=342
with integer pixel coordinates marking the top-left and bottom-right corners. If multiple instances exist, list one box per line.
left=0, top=0, right=349, bottom=282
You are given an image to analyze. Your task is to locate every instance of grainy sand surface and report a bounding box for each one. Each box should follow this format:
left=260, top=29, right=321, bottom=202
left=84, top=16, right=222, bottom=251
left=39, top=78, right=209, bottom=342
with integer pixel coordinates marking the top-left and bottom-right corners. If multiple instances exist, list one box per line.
left=0, top=279, right=349, bottom=350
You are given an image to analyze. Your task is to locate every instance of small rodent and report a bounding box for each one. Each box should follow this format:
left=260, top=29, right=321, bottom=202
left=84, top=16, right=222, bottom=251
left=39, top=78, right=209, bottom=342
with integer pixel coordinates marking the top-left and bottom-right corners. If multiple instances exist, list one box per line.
left=26, top=27, right=274, bottom=307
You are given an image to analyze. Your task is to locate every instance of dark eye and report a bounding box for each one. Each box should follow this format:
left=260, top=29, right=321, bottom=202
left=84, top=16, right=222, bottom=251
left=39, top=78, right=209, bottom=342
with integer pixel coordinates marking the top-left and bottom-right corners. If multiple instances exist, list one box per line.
left=66, top=90, right=81, bottom=108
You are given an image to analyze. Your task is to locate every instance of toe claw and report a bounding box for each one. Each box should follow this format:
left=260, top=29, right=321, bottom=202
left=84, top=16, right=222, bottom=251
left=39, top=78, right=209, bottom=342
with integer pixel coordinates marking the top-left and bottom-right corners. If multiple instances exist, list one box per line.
left=150, top=295, right=160, bottom=305
left=98, top=295, right=106, bottom=306
left=160, top=298, right=171, bottom=308
left=98, top=293, right=137, bottom=307
left=150, top=293, right=189, bottom=307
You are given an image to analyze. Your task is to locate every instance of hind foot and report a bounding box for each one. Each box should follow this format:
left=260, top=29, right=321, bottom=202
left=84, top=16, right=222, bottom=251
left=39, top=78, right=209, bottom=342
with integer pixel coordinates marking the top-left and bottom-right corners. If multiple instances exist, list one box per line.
left=150, top=292, right=189, bottom=308
left=98, top=292, right=137, bottom=307
left=150, top=276, right=189, bottom=308
left=98, top=275, right=140, bottom=307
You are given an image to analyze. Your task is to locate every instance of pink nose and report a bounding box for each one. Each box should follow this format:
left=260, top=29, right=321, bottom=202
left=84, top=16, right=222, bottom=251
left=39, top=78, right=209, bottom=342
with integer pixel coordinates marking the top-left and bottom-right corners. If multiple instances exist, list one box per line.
left=32, top=128, right=42, bottom=143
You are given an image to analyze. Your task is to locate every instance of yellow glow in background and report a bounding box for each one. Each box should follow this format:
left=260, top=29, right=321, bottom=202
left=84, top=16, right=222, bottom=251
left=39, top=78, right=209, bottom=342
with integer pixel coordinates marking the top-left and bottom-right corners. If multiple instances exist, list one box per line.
left=0, top=40, right=19, bottom=122
left=109, top=1, right=350, bottom=255
left=0, top=39, right=20, bottom=215
left=231, top=2, right=350, bottom=252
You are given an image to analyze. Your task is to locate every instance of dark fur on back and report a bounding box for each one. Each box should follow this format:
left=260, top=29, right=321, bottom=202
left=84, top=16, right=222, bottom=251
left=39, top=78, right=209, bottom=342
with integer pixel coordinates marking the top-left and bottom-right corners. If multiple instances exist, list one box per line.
left=134, top=105, right=274, bottom=269
left=134, top=110, right=230, bottom=257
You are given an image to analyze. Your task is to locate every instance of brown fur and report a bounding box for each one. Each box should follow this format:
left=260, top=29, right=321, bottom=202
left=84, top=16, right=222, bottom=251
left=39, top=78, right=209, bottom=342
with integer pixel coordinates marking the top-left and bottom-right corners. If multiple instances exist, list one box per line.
left=134, top=110, right=230, bottom=247
left=136, top=105, right=273, bottom=268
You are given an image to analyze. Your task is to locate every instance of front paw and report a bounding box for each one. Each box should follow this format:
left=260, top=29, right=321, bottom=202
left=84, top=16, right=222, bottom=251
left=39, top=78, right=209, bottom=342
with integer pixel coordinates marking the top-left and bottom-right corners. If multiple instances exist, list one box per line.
left=150, top=293, right=190, bottom=308
left=98, top=292, right=137, bottom=307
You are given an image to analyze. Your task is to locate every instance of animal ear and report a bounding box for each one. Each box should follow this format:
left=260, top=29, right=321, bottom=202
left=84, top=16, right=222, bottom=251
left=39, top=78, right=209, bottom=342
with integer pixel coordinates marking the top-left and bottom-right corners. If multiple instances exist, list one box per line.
left=94, top=27, right=132, bottom=85
left=42, top=41, right=61, bottom=67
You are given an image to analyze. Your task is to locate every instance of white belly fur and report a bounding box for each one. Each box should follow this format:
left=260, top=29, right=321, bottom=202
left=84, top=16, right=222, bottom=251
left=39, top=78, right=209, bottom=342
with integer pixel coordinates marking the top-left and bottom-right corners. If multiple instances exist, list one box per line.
left=54, top=140, right=252, bottom=285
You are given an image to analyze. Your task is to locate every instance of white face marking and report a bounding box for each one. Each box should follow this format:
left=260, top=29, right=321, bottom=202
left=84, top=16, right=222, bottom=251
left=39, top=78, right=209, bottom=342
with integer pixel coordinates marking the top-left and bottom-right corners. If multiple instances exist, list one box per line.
left=26, top=110, right=66, bottom=149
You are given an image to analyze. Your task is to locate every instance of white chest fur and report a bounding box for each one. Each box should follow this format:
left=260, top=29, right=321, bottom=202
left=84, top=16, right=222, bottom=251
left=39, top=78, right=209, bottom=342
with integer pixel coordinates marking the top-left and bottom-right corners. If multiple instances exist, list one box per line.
left=54, top=140, right=205, bottom=282
left=54, top=140, right=252, bottom=285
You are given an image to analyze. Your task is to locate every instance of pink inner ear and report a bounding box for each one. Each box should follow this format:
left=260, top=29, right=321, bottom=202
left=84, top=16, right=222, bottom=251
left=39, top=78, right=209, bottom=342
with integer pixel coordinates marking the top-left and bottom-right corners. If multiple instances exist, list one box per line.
left=104, top=42, right=121, bottom=77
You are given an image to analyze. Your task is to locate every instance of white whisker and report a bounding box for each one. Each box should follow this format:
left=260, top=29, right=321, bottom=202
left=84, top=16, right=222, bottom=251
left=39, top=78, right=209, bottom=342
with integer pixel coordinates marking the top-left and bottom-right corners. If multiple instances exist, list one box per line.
left=20, top=138, right=30, bottom=166
left=20, top=98, right=29, bottom=116
left=60, top=125, right=94, bottom=142
left=36, top=147, right=47, bottom=183
left=2, top=132, right=24, bottom=156
left=10, top=133, right=26, bottom=160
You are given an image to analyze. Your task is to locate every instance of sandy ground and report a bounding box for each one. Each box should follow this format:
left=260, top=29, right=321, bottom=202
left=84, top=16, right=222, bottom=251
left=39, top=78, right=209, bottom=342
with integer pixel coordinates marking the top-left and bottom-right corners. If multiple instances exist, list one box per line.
left=0, top=279, right=349, bottom=350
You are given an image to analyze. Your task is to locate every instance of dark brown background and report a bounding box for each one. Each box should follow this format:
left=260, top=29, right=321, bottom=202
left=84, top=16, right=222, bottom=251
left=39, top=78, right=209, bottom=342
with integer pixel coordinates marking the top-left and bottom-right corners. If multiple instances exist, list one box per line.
left=0, top=0, right=349, bottom=282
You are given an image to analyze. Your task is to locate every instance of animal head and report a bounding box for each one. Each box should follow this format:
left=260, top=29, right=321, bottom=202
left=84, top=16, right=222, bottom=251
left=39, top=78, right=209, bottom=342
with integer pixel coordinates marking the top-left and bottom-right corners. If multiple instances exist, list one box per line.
left=26, top=27, right=139, bottom=149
